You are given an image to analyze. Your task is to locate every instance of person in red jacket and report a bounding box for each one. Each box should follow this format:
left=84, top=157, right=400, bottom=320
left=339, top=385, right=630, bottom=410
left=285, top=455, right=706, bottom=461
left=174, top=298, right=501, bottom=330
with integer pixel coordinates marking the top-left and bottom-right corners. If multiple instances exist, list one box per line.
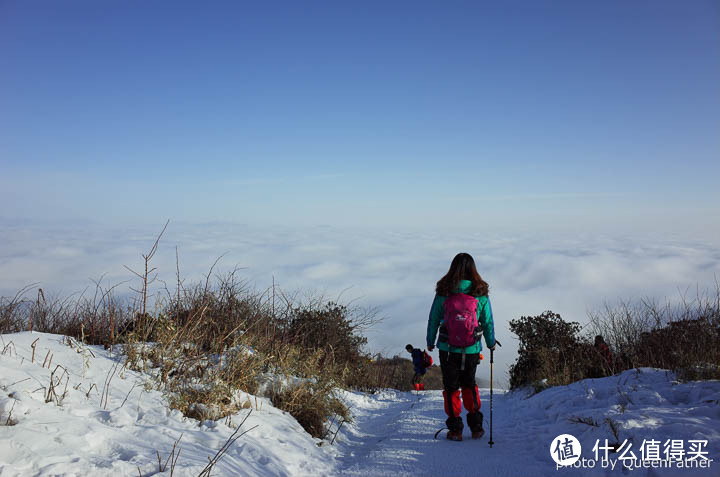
left=427, top=253, right=496, bottom=441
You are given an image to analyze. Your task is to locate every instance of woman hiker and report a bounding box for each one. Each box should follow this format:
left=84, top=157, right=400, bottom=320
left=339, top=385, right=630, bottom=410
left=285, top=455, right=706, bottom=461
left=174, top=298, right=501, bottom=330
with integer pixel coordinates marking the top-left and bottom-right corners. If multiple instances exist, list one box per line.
left=426, top=252, right=496, bottom=441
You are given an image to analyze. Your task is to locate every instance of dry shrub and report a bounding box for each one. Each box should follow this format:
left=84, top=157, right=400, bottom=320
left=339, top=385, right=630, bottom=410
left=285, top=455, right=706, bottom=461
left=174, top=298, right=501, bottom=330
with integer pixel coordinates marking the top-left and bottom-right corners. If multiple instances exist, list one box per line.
left=284, top=302, right=368, bottom=366
left=168, top=383, right=238, bottom=421
left=345, top=355, right=444, bottom=392
left=345, top=356, right=408, bottom=391
left=0, top=282, right=133, bottom=347
left=121, top=275, right=365, bottom=432
left=269, top=381, right=350, bottom=438
left=0, top=285, right=33, bottom=333
left=261, top=346, right=350, bottom=437
left=216, top=348, right=264, bottom=396
left=423, top=364, right=444, bottom=389
left=164, top=272, right=265, bottom=354
left=590, top=287, right=720, bottom=380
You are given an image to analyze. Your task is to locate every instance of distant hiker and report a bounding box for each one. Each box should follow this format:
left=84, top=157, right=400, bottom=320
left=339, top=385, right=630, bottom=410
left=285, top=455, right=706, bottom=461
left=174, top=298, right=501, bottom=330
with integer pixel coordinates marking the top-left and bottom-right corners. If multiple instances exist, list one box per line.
left=406, top=344, right=427, bottom=391
left=426, top=253, right=495, bottom=441
left=594, top=335, right=611, bottom=364
left=594, top=335, right=612, bottom=373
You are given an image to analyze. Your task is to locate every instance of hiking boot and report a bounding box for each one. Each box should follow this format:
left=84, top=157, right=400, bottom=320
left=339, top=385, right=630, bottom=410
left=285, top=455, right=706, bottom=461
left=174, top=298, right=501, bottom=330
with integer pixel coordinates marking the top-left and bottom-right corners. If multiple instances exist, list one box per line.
left=446, top=430, right=463, bottom=441
left=467, top=412, right=484, bottom=439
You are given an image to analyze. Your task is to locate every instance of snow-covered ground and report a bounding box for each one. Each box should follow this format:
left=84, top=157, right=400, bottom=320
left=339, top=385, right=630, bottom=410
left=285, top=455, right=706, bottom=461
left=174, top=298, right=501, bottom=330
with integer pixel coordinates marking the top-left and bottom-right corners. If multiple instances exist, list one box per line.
left=0, top=332, right=334, bottom=476
left=336, top=374, right=719, bottom=476
left=1, top=332, right=719, bottom=476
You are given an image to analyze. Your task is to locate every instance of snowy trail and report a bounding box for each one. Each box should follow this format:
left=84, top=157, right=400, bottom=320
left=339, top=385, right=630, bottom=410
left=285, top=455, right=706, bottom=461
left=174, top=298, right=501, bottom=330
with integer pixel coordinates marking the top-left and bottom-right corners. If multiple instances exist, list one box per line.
left=336, top=389, right=547, bottom=477
left=334, top=377, right=720, bottom=477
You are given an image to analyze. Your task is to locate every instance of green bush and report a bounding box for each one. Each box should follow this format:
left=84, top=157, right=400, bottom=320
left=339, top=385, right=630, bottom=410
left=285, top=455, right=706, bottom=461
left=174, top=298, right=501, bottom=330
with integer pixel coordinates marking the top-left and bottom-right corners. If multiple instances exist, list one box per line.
left=509, top=311, right=596, bottom=390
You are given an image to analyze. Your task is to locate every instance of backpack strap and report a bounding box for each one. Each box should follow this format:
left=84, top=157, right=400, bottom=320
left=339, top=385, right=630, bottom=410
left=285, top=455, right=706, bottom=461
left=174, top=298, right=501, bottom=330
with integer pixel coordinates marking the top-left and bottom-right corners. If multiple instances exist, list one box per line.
left=439, top=324, right=448, bottom=343
left=460, top=294, right=479, bottom=369
left=472, top=300, right=486, bottom=343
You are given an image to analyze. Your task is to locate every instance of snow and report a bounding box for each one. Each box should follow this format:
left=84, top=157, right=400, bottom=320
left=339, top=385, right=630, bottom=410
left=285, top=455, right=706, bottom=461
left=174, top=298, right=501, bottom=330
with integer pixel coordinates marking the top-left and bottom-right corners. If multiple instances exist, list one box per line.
left=1, top=332, right=719, bottom=476
left=334, top=371, right=720, bottom=477
left=0, top=332, right=333, bottom=476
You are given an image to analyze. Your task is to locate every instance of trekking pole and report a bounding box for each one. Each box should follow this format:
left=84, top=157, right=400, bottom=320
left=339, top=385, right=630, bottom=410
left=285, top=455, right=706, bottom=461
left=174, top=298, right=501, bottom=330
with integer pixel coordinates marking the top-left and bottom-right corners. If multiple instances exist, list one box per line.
left=489, top=340, right=502, bottom=447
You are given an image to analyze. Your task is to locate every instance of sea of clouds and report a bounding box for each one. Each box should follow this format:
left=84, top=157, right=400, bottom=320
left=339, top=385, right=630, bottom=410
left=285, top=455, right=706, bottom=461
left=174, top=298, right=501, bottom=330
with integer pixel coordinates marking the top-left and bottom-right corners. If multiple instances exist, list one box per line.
left=1, top=218, right=719, bottom=384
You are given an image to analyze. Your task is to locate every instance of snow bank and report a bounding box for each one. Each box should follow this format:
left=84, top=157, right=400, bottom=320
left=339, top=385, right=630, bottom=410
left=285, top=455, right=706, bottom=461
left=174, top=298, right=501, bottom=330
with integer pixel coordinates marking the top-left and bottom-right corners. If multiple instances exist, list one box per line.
left=0, top=332, right=334, bottom=476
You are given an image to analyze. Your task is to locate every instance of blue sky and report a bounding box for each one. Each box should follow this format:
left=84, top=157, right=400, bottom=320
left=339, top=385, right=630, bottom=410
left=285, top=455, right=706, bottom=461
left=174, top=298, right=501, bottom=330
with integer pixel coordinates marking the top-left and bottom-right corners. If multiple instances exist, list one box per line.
left=1, top=1, right=719, bottom=229
left=2, top=2, right=720, bottom=372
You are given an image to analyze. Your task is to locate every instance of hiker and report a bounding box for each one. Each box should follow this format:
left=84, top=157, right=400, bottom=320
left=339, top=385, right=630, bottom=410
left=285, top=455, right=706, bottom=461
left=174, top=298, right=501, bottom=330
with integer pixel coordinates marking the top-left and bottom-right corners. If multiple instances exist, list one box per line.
left=406, top=344, right=427, bottom=391
left=594, top=335, right=612, bottom=373
left=427, top=253, right=495, bottom=441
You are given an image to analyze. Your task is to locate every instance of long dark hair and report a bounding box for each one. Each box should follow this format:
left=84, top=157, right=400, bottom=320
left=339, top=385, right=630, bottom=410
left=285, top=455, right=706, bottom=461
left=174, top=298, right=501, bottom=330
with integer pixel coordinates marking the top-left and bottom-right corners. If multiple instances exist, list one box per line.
left=436, top=253, right=489, bottom=297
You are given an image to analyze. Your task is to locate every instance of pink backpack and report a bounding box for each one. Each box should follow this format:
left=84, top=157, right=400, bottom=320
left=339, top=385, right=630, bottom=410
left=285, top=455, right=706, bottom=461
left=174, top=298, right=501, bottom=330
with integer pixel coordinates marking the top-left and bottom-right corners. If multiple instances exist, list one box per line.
left=443, top=293, right=479, bottom=347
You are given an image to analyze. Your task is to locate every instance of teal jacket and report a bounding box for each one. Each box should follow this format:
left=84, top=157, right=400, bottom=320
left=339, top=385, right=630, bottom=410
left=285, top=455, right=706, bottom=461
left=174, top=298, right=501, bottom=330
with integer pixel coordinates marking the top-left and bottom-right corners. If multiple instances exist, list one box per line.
left=426, top=279, right=495, bottom=353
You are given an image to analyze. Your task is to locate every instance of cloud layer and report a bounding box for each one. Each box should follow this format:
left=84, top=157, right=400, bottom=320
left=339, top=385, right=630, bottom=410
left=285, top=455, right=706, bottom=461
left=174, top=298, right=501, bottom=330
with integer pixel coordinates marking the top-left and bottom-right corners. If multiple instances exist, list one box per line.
left=2, top=219, right=719, bottom=385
